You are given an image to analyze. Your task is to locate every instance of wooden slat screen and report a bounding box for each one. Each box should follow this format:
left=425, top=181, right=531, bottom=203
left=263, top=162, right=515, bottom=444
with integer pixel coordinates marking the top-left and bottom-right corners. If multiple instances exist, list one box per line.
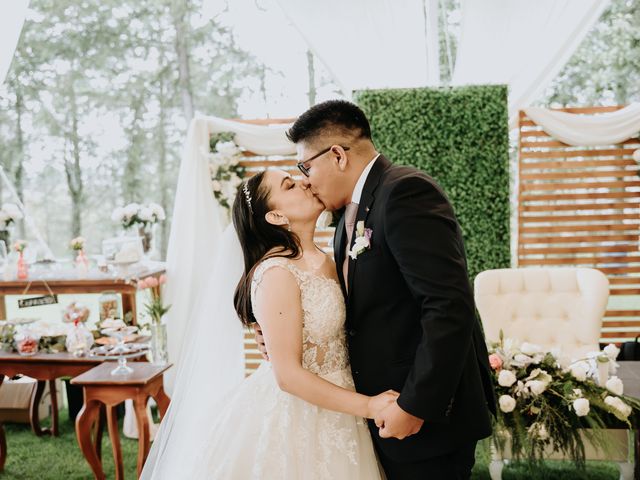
left=228, top=118, right=336, bottom=374
left=518, top=106, right=640, bottom=344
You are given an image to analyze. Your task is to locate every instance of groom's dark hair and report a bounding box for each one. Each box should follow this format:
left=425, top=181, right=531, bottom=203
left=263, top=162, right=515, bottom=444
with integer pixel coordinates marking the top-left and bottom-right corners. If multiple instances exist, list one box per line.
left=286, top=100, right=372, bottom=144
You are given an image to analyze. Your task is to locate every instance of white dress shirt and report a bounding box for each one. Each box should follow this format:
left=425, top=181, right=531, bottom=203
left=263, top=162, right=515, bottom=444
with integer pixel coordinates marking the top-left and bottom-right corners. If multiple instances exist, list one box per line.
left=351, top=154, right=380, bottom=204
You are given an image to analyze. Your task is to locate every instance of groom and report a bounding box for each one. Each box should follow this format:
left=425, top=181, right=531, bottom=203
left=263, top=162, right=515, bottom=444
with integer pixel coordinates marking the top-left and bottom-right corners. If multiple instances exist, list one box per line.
left=260, top=100, right=496, bottom=479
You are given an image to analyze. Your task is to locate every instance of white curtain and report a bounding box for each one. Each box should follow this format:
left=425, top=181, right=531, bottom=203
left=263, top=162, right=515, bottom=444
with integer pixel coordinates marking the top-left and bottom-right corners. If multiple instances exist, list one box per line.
left=452, top=0, right=609, bottom=127
left=163, top=115, right=295, bottom=392
left=523, top=103, right=640, bottom=146
left=0, top=0, right=29, bottom=84
left=274, top=0, right=432, bottom=94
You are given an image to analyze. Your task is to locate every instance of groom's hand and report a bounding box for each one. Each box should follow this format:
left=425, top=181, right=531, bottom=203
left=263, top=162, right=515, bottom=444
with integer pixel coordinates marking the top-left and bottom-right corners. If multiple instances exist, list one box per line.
left=253, top=323, right=269, bottom=361
left=375, top=401, right=424, bottom=440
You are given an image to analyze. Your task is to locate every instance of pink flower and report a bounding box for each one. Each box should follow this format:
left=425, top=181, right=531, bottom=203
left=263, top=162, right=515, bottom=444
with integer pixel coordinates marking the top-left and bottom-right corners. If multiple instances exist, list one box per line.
left=489, top=353, right=503, bottom=371
left=159, top=274, right=167, bottom=285
left=137, top=278, right=149, bottom=290
left=146, top=277, right=159, bottom=288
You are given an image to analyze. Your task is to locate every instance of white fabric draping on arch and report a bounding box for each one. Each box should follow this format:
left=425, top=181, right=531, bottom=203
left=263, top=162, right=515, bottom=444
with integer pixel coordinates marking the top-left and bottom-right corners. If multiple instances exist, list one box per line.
left=1, top=0, right=29, bottom=84
left=452, top=0, right=610, bottom=127
left=523, top=104, right=640, bottom=146
left=163, top=115, right=295, bottom=393
left=274, top=0, right=433, bottom=93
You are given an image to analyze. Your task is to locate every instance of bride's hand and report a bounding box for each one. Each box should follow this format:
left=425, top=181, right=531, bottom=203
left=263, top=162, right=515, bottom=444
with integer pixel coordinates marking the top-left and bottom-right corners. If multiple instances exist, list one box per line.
left=366, top=390, right=400, bottom=419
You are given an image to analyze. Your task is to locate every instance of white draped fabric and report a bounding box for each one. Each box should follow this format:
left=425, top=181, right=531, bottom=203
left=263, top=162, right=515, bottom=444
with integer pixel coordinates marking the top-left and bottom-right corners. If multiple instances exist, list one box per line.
left=274, top=0, right=433, bottom=93
left=0, top=0, right=29, bottom=84
left=163, top=115, right=294, bottom=392
left=523, top=104, right=640, bottom=146
left=452, top=0, right=610, bottom=127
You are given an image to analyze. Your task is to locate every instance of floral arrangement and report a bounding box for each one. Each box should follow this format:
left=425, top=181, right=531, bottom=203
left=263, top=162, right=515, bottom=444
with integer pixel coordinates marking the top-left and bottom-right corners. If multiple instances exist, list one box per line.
left=208, top=135, right=245, bottom=212
left=70, top=236, right=85, bottom=251
left=111, top=203, right=166, bottom=230
left=0, top=203, right=23, bottom=229
left=62, top=302, right=90, bottom=324
left=13, top=240, right=27, bottom=253
left=489, top=332, right=640, bottom=466
left=138, top=274, right=170, bottom=324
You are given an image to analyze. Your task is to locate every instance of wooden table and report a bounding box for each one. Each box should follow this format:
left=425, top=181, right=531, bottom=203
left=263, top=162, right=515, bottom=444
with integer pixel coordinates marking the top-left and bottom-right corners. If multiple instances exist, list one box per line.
left=0, top=261, right=166, bottom=325
left=0, top=351, right=107, bottom=471
left=72, top=362, right=171, bottom=480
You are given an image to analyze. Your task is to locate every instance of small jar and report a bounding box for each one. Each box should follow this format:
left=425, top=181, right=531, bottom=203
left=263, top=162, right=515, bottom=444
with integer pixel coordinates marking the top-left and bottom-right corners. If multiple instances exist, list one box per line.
left=15, top=330, right=40, bottom=356
left=99, top=291, right=120, bottom=322
left=65, top=321, right=94, bottom=357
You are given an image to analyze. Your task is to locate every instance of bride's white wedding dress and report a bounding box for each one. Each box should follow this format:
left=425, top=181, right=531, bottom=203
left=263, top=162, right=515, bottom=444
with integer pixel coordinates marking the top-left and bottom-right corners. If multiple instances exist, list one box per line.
left=189, top=257, right=382, bottom=479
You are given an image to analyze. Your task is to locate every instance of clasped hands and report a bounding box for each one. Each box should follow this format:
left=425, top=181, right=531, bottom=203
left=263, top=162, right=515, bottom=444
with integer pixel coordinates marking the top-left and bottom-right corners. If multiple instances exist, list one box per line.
left=255, top=324, right=423, bottom=440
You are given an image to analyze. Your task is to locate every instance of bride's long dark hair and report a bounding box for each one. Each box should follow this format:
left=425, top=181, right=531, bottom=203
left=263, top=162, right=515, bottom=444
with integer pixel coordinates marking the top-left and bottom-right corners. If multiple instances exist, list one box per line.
left=233, top=172, right=302, bottom=326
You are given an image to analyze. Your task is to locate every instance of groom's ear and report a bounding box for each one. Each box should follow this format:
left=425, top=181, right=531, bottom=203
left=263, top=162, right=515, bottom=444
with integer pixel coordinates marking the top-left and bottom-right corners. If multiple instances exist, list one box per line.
left=265, top=210, right=289, bottom=227
left=331, top=145, right=349, bottom=172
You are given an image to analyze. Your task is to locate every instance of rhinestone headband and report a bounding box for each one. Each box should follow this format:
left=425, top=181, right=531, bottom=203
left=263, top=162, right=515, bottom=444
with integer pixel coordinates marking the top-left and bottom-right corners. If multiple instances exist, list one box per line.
left=242, top=182, right=253, bottom=214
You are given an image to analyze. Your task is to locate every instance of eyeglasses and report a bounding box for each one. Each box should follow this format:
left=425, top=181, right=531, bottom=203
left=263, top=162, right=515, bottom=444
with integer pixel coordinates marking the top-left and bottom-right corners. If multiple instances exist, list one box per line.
left=296, top=145, right=350, bottom=177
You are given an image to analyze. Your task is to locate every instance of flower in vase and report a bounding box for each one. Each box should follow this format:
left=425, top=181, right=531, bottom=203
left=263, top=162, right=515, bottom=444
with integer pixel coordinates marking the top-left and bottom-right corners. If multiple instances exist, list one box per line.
left=13, top=240, right=27, bottom=253
left=138, top=275, right=170, bottom=324
left=138, top=207, right=153, bottom=222
left=70, top=236, right=85, bottom=251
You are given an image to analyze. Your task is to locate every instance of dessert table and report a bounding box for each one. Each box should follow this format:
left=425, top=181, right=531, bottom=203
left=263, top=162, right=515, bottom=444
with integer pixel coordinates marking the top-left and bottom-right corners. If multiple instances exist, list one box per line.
left=0, top=261, right=166, bottom=325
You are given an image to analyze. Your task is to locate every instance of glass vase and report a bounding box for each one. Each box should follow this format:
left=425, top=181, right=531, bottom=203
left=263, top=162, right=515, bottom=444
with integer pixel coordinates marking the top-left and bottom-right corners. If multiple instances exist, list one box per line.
left=16, top=251, right=28, bottom=280
left=75, top=249, right=89, bottom=278
left=65, top=322, right=94, bottom=357
left=150, top=322, right=168, bottom=365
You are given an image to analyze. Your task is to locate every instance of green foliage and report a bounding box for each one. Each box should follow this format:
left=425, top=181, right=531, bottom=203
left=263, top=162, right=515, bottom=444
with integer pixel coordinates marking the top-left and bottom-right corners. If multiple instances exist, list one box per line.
left=355, top=86, right=510, bottom=280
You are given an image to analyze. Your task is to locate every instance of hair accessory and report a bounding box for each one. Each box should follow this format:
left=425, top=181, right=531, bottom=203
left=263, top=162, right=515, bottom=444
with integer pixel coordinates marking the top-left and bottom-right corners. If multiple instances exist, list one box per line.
left=242, top=182, right=253, bottom=214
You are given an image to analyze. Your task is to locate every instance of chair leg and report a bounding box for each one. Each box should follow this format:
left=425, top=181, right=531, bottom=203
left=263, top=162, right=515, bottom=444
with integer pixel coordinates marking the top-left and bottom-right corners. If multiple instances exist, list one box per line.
left=618, top=461, right=633, bottom=480
left=489, top=442, right=504, bottom=480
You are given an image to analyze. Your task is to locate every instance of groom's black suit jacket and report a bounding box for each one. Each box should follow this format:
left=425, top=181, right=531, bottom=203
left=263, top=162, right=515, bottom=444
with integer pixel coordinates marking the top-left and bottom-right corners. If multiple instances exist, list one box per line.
left=333, top=155, right=496, bottom=462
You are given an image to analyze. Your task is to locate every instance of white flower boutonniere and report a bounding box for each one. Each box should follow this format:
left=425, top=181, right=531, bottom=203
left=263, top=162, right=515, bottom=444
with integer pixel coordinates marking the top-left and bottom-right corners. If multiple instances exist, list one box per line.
left=348, top=221, right=373, bottom=260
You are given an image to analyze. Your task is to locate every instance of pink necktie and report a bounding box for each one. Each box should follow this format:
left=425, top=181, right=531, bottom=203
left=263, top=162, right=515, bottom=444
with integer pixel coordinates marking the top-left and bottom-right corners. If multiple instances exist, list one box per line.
left=342, top=202, right=359, bottom=292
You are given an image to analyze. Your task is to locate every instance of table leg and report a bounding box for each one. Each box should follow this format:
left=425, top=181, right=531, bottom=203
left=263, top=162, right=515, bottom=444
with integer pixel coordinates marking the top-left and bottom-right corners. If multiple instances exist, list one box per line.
left=95, top=404, right=105, bottom=462
left=134, top=396, right=151, bottom=477
left=0, top=295, right=6, bottom=321
left=106, top=405, right=124, bottom=480
left=48, top=379, right=59, bottom=436
left=30, top=380, right=48, bottom=436
left=0, top=375, right=5, bottom=472
left=153, top=386, right=171, bottom=420
left=121, top=292, right=137, bottom=326
left=76, top=399, right=105, bottom=480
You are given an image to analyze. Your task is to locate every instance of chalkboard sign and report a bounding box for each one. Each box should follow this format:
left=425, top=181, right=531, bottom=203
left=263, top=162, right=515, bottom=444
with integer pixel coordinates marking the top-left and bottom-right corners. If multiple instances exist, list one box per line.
left=18, top=295, right=59, bottom=308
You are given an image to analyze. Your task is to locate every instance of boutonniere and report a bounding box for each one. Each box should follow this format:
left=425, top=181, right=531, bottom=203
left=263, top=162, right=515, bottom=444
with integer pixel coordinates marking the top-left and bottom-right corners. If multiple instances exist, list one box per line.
left=348, top=221, right=373, bottom=260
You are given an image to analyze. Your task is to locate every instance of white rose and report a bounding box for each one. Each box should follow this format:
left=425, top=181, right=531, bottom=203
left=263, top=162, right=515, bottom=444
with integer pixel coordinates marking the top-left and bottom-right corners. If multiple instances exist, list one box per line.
left=520, top=342, right=543, bottom=356
left=498, top=369, right=517, bottom=387
left=604, top=344, right=620, bottom=361
left=149, top=203, right=165, bottom=220
left=605, top=396, right=632, bottom=420
left=124, top=203, right=140, bottom=217
left=498, top=395, right=516, bottom=413
left=570, top=362, right=589, bottom=382
left=606, top=376, right=624, bottom=396
left=216, top=141, right=240, bottom=156
left=525, top=380, right=547, bottom=396
left=111, top=207, right=125, bottom=222
left=573, top=398, right=590, bottom=417
left=138, top=207, right=153, bottom=222
left=211, top=180, right=222, bottom=192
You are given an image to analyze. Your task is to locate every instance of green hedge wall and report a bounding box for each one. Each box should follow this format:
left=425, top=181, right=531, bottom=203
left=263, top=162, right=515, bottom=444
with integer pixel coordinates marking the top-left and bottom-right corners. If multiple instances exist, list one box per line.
left=355, top=85, right=510, bottom=281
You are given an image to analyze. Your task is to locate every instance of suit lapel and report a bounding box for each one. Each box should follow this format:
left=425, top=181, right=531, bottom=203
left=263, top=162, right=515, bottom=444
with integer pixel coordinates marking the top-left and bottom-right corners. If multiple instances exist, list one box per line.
left=346, top=155, right=391, bottom=302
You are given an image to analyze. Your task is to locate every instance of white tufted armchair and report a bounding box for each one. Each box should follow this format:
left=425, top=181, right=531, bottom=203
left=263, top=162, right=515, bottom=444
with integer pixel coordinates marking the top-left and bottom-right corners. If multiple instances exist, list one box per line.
left=474, top=267, right=609, bottom=360
left=474, top=267, right=633, bottom=480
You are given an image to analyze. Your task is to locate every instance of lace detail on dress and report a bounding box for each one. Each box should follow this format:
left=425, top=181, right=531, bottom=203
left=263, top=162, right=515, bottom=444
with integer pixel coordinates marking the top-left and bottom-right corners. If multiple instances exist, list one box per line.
left=251, top=257, right=349, bottom=377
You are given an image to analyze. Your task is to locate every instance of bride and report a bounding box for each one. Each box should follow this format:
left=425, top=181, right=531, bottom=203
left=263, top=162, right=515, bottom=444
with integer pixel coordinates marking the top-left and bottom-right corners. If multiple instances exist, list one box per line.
left=141, top=169, right=395, bottom=479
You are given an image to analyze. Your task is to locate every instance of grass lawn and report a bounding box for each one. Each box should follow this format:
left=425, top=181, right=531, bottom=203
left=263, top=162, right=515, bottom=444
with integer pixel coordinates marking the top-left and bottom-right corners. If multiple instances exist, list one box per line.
left=0, top=410, right=622, bottom=479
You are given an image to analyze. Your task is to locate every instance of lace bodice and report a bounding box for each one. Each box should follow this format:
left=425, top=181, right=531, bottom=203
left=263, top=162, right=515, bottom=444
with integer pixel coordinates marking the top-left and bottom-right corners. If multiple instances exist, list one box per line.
left=251, top=257, right=349, bottom=377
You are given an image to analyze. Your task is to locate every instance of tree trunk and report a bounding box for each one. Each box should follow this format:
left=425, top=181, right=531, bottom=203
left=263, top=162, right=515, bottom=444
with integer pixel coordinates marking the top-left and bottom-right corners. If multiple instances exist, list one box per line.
left=172, top=0, right=194, bottom=122
left=157, top=69, right=169, bottom=259
left=306, top=49, right=316, bottom=107
left=123, top=95, right=144, bottom=203
left=64, top=82, right=84, bottom=237
left=14, top=87, right=26, bottom=238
